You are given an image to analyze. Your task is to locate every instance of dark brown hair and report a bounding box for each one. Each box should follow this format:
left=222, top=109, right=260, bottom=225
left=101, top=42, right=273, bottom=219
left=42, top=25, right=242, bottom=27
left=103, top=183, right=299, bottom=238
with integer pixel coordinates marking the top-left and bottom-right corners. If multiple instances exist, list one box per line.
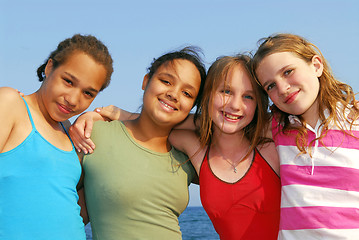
left=37, top=34, right=113, bottom=91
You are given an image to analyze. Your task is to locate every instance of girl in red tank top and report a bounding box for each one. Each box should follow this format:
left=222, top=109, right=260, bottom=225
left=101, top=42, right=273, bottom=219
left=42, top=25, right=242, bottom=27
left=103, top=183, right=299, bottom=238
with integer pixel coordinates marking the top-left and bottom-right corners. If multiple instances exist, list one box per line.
left=169, top=55, right=280, bottom=240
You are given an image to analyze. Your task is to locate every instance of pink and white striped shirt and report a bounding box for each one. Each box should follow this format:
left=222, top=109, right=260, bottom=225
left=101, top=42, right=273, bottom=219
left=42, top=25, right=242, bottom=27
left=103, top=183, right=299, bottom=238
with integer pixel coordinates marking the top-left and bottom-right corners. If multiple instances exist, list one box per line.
left=272, top=105, right=359, bottom=239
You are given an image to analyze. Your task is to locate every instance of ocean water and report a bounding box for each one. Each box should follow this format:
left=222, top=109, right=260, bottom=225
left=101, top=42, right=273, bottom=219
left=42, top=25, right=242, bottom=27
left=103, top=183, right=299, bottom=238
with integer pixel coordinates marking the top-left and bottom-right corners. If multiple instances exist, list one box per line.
left=85, top=206, right=219, bottom=240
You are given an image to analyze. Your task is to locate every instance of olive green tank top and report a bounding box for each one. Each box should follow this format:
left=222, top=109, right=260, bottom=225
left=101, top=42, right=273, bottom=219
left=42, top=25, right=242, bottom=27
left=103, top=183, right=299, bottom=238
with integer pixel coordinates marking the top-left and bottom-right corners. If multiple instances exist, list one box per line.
left=83, top=121, right=196, bottom=240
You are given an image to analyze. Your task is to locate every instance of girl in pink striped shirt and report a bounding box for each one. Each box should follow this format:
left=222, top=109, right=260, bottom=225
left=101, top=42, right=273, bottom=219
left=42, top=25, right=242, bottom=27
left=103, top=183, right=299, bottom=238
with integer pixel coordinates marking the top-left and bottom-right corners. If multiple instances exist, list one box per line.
left=252, top=33, right=359, bottom=239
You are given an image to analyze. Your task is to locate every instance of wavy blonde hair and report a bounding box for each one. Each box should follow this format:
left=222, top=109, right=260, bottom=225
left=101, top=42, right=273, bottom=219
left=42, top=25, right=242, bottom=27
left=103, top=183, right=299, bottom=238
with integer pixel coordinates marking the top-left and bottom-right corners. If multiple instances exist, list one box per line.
left=252, top=33, right=358, bottom=155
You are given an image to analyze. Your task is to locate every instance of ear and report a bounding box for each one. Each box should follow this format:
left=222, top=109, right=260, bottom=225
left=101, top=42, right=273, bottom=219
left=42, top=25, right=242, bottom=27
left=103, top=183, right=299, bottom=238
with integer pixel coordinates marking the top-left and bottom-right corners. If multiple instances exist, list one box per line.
left=142, top=74, right=150, bottom=90
left=44, top=59, right=54, bottom=78
left=311, top=55, right=323, bottom=78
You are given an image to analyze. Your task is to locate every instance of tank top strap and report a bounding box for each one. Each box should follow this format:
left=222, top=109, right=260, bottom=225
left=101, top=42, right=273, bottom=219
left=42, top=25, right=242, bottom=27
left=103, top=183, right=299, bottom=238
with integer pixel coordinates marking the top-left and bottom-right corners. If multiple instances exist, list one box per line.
left=60, top=122, right=76, bottom=149
left=20, top=96, right=36, bottom=130
left=204, top=145, right=210, bottom=161
left=200, top=145, right=210, bottom=171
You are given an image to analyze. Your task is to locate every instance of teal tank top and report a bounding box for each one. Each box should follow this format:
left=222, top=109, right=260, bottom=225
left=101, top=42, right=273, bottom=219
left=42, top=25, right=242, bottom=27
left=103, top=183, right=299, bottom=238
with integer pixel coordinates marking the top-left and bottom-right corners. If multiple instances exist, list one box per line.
left=0, top=97, right=85, bottom=240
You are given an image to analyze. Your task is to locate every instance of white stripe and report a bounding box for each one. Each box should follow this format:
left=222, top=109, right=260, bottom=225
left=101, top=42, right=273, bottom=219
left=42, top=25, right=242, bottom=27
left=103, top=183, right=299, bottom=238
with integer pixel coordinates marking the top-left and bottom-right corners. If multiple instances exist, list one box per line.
left=281, top=185, right=359, bottom=208
left=277, top=145, right=359, bottom=169
left=279, top=228, right=359, bottom=240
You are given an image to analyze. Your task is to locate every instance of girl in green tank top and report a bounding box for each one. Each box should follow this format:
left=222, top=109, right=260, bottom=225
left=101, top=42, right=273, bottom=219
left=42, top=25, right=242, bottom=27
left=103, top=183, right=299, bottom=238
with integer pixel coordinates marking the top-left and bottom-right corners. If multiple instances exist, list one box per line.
left=71, top=47, right=207, bottom=240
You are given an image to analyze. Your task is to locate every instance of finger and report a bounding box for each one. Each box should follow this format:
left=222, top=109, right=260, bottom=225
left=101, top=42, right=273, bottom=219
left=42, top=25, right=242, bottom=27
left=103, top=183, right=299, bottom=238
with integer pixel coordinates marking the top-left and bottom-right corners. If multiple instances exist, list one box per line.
left=72, top=130, right=94, bottom=154
left=84, top=118, right=94, bottom=139
left=69, top=126, right=86, bottom=153
left=95, top=106, right=119, bottom=121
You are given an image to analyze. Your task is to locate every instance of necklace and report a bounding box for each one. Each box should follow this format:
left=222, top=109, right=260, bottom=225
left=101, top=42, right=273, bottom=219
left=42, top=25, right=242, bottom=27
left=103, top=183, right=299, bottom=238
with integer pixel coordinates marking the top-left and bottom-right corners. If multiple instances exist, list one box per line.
left=221, top=146, right=251, bottom=173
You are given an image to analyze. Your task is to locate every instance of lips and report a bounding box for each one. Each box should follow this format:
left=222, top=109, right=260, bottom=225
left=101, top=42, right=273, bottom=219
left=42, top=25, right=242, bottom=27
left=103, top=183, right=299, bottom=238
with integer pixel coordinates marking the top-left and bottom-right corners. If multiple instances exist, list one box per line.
left=159, top=99, right=178, bottom=111
left=222, top=111, right=243, bottom=121
left=284, top=90, right=300, bottom=104
left=57, top=103, right=74, bottom=114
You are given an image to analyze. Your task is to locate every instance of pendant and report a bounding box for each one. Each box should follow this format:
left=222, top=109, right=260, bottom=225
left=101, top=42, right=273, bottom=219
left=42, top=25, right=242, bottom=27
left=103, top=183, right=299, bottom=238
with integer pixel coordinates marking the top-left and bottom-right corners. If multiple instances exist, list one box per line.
left=234, top=167, right=237, bottom=173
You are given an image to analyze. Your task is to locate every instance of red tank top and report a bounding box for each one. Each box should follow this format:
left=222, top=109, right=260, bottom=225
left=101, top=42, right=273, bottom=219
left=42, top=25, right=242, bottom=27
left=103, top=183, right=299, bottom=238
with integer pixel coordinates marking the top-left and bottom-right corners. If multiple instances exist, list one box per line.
left=200, top=148, right=281, bottom=240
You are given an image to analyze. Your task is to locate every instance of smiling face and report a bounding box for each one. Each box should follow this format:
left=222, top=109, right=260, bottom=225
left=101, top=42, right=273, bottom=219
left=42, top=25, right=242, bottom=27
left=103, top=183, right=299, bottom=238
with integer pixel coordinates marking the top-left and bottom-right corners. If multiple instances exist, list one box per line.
left=141, top=59, right=201, bottom=128
left=210, top=64, right=257, bottom=135
left=39, top=52, right=107, bottom=122
left=256, top=51, right=323, bottom=122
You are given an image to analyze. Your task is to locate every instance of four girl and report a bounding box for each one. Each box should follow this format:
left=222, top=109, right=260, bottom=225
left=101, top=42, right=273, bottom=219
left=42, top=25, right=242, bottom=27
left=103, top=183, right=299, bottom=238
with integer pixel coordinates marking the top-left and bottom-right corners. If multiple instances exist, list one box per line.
left=3, top=32, right=357, bottom=240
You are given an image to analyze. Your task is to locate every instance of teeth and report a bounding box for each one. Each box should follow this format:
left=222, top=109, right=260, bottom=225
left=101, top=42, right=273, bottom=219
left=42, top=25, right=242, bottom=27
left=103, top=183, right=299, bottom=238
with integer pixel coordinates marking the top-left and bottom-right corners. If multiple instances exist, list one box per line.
left=160, top=100, right=175, bottom=110
left=224, top=113, right=240, bottom=120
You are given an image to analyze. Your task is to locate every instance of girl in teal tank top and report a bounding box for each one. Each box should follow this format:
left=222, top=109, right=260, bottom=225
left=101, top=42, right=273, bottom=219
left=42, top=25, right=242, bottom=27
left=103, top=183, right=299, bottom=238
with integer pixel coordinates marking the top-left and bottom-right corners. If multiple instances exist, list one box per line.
left=0, top=34, right=113, bottom=240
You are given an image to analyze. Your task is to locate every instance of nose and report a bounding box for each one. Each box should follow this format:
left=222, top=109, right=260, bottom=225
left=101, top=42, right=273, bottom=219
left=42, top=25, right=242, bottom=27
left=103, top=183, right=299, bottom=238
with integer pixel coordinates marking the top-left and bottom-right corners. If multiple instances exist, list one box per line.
left=166, top=88, right=179, bottom=102
left=64, top=89, right=81, bottom=106
left=277, top=80, right=290, bottom=95
left=228, top=94, right=243, bottom=111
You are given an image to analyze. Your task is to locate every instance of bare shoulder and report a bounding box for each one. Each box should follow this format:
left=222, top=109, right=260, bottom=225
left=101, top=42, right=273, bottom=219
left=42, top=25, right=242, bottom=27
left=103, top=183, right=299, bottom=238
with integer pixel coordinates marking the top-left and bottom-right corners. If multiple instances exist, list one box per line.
left=0, top=87, right=25, bottom=116
left=0, top=87, right=22, bottom=101
left=0, top=87, right=29, bottom=152
left=257, top=141, right=280, bottom=175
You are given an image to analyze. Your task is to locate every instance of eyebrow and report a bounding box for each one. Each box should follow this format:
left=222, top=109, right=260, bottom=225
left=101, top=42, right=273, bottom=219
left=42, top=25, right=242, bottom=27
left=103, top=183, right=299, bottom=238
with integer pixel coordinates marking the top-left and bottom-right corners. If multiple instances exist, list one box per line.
left=64, top=72, right=100, bottom=93
left=157, top=72, right=176, bottom=80
left=157, top=72, right=197, bottom=92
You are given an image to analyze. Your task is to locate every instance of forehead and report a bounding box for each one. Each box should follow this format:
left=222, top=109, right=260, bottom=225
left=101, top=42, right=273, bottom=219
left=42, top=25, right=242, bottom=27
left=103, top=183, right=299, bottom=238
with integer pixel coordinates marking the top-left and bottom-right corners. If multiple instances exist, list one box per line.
left=258, top=52, right=301, bottom=69
left=58, top=52, right=106, bottom=91
left=256, top=52, right=299, bottom=81
left=156, top=59, right=201, bottom=89
left=220, top=64, right=253, bottom=89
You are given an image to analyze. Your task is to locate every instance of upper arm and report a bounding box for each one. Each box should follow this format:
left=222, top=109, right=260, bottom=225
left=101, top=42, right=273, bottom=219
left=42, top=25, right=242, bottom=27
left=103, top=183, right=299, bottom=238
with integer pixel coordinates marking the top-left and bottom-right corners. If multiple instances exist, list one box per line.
left=99, top=105, right=139, bottom=121
left=169, top=129, right=206, bottom=173
left=173, top=114, right=196, bottom=130
left=0, top=87, right=24, bottom=152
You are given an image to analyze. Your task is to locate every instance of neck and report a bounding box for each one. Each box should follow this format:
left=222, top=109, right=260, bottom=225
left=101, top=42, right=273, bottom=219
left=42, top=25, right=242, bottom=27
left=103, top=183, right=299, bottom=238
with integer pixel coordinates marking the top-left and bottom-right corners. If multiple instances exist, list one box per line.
left=27, top=91, right=60, bottom=128
left=124, top=115, right=173, bottom=153
left=211, top=130, right=250, bottom=157
left=301, top=99, right=320, bottom=129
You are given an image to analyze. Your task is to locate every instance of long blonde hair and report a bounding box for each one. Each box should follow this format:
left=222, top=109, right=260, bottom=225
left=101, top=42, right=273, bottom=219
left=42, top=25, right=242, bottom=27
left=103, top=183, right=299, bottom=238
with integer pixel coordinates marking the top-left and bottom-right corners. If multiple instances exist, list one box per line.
left=252, top=33, right=358, bottom=155
left=195, top=54, right=271, bottom=155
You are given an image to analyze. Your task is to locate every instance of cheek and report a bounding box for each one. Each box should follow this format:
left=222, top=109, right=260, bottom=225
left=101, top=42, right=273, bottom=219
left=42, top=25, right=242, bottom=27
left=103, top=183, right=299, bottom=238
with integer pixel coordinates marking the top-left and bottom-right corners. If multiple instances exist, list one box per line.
left=183, top=98, right=196, bottom=112
left=267, top=92, right=279, bottom=105
left=76, top=98, right=94, bottom=114
left=213, top=94, right=225, bottom=107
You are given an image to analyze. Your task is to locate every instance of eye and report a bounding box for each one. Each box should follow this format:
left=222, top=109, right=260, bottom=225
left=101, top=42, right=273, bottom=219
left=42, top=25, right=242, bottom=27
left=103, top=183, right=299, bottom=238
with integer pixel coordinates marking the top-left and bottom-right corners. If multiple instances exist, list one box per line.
left=64, top=78, right=73, bottom=86
left=182, top=91, right=193, bottom=98
left=160, top=79, right=171, bottom=85
left=266, top=82, right=276, bottom=91
left=220, top=89, right=231, bottom=95
left=244, top=95, right=254, bottom=100
left=283, top=69, right=293, bottom=76
left=84, top=91, right=94, bottom=98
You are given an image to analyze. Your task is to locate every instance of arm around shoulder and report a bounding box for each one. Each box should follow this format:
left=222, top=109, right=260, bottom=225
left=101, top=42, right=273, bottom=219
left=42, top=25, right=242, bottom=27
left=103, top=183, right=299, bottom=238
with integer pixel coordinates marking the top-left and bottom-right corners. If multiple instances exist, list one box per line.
left=169, top=129, right=206, bottom=174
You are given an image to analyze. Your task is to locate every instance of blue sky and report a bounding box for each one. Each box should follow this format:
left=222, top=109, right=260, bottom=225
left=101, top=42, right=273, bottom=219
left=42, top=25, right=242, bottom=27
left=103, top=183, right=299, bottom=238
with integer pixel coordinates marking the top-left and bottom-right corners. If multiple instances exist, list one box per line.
left=1, top=0, right=358, bottom=206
